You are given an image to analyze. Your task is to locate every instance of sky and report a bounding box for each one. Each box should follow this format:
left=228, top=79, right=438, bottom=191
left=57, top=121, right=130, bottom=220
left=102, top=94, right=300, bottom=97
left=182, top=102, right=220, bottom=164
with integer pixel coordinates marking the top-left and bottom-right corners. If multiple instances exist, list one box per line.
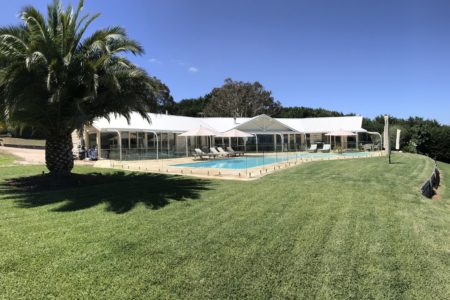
left=1, top=0, right=450, bottom=124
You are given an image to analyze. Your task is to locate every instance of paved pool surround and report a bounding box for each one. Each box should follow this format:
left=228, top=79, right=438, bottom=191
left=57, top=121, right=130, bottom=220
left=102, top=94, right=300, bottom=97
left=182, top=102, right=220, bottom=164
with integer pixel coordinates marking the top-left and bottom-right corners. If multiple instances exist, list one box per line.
left=94, top=151, right=384, bottom=181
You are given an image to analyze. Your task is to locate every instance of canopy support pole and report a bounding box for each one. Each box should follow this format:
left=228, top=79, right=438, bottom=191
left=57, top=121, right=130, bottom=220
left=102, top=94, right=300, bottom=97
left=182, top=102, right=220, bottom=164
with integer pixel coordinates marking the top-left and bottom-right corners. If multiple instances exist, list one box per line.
left=287, top=133, right=290, bottom=152
left=146, top=131, right=159, bottom=160
left=96, top=131, right=101, bottom=159
left=274, top=134, right=277, bottom=152
left=111, top=130, right=122, bottom=161
left=304, top=133, right=307, bottom=150
left=355, top=133, right=359, bottom=150
left=144, top=133, right=148, bottom=150
left=366, top=131, right=383, bottom=152
left=278, top=134, right=284, bottom=152
left=156, top=133, right=159, bottom=159
left=185, top=136, right=188, bottom=157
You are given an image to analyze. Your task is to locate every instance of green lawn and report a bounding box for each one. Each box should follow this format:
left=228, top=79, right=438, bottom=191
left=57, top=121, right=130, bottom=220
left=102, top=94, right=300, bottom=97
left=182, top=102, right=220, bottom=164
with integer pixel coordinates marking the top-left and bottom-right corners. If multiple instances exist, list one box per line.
left=0, top=152, right=449, bottom=299
left=0, top=150, right=15, bottom=165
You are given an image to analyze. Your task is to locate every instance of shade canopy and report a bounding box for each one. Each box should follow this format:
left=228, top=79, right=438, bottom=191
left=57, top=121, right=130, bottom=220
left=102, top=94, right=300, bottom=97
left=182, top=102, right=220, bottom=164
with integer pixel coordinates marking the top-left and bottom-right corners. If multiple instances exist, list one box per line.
left=325, top=130, right=356, bottom=136
left=178, top=127, right=218, bottom=137
left=218, top=129, right=254, bottom=138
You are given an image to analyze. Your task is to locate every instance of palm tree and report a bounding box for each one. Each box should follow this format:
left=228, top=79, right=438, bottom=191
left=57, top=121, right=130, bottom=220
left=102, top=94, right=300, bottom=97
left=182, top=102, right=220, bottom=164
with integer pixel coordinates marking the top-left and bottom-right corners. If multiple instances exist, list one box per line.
left=0, top=0, right=156, bottom=176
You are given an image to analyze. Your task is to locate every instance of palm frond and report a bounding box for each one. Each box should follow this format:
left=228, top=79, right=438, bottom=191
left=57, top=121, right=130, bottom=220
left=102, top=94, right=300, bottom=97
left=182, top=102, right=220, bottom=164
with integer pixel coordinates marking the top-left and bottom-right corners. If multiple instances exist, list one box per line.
left=0, top=34, right=28, bottom=58
left=21, top=6, right=48, bottom=42
left=72, top=13, right=100, bottom=50
left=25, top=51, right=48, bottom=71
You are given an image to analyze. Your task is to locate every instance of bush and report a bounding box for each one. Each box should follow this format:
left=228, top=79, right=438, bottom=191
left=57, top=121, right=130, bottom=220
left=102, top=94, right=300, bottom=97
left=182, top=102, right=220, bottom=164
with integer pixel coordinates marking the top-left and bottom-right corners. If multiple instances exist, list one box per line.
left=428, top=126, right=450, bottom=163
left=0, top=122, right=6, bottom=134
left=402, top=141, right=417, bottom=153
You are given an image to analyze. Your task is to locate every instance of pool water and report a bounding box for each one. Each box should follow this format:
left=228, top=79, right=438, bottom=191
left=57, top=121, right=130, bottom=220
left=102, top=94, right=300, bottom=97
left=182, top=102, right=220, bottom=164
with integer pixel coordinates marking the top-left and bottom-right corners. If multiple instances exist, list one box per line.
left=173, top=152, right=369, bottom=170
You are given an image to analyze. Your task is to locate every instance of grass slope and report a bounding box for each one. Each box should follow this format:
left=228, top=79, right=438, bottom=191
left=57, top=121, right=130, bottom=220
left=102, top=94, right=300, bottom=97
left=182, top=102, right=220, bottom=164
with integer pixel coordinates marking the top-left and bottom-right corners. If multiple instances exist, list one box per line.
left=0, top=153, right=449, bottom=299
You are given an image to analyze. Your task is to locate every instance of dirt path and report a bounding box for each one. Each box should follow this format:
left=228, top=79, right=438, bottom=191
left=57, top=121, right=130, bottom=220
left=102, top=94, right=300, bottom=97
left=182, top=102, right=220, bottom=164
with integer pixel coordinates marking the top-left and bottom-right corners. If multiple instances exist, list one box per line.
left=0, top=146, right=94, bottom=166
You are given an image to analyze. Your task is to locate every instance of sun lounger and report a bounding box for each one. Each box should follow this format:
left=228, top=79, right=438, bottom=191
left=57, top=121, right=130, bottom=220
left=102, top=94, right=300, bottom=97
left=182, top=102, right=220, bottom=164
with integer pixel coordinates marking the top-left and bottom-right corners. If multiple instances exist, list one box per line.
left=319, top=144, right=331, bottom=153
left=210, top=147, right=227, bottom=157
left=217, top=147, right=232, bottom=157
left=193, top=148, right=207, bottom=159
left=307, top=144, right=318, bottom=153
left=226, top=147, right=244, bottom=156
left=194, top=148, right=218, bottom=159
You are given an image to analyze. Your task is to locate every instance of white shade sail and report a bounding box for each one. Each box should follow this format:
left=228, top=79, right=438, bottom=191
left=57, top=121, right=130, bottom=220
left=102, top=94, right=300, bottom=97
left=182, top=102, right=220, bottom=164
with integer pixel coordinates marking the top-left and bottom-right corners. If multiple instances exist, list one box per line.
left=325, top=130, right=356, bottom=136
left=91, top=112, right=367, bottom=135
left=178, top=127, right=218, bottom=137
left=218, top=129, right=254, bottom=138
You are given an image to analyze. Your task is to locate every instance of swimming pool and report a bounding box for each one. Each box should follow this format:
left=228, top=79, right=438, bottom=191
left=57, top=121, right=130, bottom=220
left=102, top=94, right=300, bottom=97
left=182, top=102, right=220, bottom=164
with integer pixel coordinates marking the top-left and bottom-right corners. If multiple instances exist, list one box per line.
left=173, top=152, right=369, bottom=170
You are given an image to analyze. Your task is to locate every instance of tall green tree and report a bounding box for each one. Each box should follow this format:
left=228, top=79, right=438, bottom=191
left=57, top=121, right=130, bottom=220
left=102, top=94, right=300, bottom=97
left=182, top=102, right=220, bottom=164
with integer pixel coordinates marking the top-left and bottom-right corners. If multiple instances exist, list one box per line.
left=173, top=94, right=211, bottom=117
left=0, top=0, right=157, bottom=175
left=204, top=78, right=281, bottom=117
left=274, top=106, right=348, bottom=118
left=145, top=77, right=176, bottom=114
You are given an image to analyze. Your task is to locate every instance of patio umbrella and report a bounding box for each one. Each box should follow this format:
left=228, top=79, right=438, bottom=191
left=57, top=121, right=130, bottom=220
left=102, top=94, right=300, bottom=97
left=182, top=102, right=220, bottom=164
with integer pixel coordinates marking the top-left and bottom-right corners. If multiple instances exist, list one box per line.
left=218, top=129, right=254, bottom=151
left=178, top=127, right=218, bottom=156
left=325, top=130, right=356, bottom=150
left=395, top=129, right=401, bottom=150
left=383, top=115, right=391, bottom=163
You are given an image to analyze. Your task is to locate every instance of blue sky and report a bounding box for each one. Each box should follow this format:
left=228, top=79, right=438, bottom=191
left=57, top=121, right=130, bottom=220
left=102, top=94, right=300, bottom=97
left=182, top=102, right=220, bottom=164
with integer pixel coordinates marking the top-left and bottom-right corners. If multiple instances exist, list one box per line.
left=1, top=1, right=450, bottom=124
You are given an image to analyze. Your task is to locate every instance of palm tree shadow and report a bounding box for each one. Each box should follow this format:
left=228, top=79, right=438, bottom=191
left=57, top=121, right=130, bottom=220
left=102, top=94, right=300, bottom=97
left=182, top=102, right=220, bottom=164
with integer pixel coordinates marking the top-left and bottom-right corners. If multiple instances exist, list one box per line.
left=1, top=172, right=211, bottom=214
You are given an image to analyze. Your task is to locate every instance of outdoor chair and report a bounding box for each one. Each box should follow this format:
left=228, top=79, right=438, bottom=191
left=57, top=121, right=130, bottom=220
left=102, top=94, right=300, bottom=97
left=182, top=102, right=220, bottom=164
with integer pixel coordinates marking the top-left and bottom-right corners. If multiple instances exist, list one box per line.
left=319, top=144, right=331, bottom=153
left=217, top=147, right=233, bottom=157
left=210, top=147, right=226, bottom=157
left=194, top=148, right=214, bottom=160
left=362, top=144, right=373, bottom=151
left=307, top=144, right=318, bottom=153
left=227, top=147, right=244, bottom=156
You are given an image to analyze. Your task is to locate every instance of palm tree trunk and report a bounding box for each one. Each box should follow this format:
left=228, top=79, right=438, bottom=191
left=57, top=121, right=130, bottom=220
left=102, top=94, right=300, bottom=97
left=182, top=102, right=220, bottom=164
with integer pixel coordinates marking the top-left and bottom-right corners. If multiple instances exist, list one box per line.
left=45, top=134, right=74, bottom=176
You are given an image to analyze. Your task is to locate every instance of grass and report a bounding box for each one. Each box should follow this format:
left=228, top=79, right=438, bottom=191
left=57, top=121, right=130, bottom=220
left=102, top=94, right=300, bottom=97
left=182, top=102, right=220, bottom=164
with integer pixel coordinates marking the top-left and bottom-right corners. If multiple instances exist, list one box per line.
left=0, top=150, right=16, bottom=165
left=0, top=152, right=449, bottom=299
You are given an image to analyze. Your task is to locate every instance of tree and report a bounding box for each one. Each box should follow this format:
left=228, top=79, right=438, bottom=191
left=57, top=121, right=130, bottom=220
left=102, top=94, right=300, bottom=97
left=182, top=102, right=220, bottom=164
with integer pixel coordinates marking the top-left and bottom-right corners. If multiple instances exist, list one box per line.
left=0, top=0, right=156, bottom=175
left=172, top=94, right=211, bottom=117
left=0, top=121, right=6, bottom=134
left=204, top=78, right=281, bottom=117
left=274, top=106, right=347, bottom=118
left=428, top=126, right=450, bottom=163
left=145, top=77, right=176, bottom=114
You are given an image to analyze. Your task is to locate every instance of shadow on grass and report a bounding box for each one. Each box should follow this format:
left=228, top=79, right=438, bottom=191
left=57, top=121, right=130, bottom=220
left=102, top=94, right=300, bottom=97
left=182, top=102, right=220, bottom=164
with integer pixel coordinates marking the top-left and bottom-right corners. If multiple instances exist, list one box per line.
left=389, top=161, right=405, bottom=165
left=0, top=172, right=211, bottom=213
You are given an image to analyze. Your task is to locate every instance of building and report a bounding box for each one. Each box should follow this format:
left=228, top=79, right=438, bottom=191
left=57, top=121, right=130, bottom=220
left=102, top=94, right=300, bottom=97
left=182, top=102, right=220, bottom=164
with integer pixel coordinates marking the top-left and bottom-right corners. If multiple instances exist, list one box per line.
left=80, top=112, right=370, bottom=160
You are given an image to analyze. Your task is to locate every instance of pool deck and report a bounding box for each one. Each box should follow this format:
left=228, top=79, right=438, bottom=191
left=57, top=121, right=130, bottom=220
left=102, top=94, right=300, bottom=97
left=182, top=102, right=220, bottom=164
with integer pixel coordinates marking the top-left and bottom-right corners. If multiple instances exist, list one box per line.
left=94, top=151, right=385, bottom=181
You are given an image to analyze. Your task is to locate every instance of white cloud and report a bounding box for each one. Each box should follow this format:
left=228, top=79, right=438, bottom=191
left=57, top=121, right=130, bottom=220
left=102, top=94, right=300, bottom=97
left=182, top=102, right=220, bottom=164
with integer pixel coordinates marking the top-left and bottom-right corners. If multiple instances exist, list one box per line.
left=171, top=59, right=187, bottom=66
left=148, top=58, right=162, bottom=64
left=169, top=59, right=198, bottom=73
left=188, top=66, right=199, bottom=73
